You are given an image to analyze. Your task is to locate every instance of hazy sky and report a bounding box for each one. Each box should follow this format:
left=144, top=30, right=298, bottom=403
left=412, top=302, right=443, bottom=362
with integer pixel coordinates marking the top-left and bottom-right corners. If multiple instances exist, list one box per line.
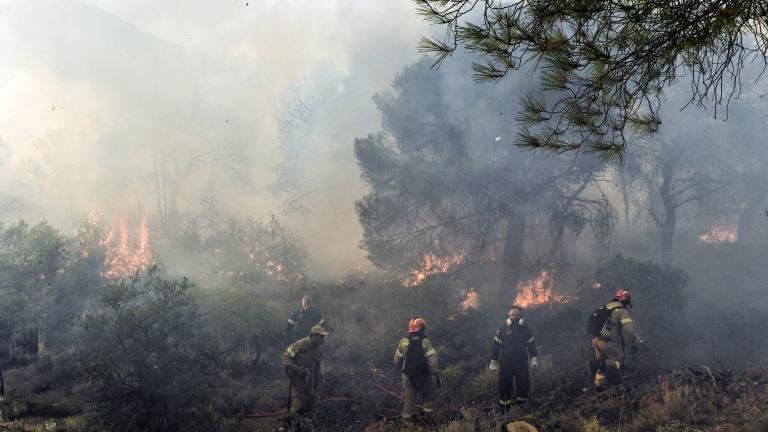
left=0, top=0, right=429, bottom=276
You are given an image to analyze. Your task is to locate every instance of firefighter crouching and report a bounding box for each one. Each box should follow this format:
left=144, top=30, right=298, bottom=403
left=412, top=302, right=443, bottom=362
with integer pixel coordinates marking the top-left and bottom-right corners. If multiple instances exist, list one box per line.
left=394, top=317, right=442, bottom=424
left=282, top=325, right=329, bottom=430
left=589, top=289, right=640, bottom=388
left=490, top=305, right=539, bottom=409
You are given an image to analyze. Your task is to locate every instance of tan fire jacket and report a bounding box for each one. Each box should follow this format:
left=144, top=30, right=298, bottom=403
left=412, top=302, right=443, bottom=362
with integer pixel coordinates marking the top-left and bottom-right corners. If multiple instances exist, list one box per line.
left=604, top=301, right=638, bottom=348
left=282, top=337, right=323, bottom=385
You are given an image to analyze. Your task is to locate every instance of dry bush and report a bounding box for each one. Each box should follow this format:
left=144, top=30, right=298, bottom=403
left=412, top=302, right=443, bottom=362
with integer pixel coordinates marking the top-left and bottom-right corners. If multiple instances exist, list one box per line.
left=583, top=416, right=611, bottom=432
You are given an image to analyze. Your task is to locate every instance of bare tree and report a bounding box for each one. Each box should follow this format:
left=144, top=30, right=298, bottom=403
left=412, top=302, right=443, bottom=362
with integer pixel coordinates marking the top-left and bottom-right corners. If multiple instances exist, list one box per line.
left=643, top=141, right=719, bottom=265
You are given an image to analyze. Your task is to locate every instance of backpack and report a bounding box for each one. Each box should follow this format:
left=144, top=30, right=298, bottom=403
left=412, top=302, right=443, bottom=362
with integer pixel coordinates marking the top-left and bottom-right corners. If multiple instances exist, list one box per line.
left=402, top=337, right=430, bottom=382
left=587, top=305, right=619, bottom=337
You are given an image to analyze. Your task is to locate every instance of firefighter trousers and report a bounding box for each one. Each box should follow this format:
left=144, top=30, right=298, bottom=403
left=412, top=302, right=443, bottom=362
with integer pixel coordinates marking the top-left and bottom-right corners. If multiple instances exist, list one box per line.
left=287, top=380, right=317, bottom=417
left=401, top=373, right=435, bottom=420
left=498, top=364, right=530, bottom=407
left=591, top=337, right=624, bottom=386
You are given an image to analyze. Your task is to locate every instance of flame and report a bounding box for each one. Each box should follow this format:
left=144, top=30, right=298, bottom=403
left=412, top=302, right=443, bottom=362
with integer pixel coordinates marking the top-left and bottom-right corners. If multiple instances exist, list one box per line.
left=514, top=270, right=569, bottom=308
left=401, top=252, right=465, bottom=287
left=461, top=289, right=480, bottom=310
left=699, top=223, right=738, bottom=243
left=102, top=214, right=154, bottom=278
left=244, top=248, right=303, bottom=283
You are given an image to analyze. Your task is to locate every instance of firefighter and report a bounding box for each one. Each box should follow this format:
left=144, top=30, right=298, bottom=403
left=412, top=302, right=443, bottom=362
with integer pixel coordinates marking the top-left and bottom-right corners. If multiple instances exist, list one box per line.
left=286, top=295, right=326, bottom=342
left=282, top=325, right=329, bottom=431
left=590, top=289, right=640, bottom=388
left=489, top=305, right=538, bottom=409
left=394, top=317, right=441, bottom=425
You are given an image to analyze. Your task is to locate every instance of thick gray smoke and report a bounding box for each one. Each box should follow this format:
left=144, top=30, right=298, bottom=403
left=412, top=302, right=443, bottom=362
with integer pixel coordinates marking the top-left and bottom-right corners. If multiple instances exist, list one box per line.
left=3, top=0, right=768, bottom=366
left=0, top=0, right=426, bottom=278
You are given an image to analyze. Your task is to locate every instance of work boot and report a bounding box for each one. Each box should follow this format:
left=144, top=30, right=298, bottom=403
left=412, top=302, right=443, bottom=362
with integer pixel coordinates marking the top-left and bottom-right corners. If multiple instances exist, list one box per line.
left=498, top=399, right=513, bottom=412
left=401, top=416, right=415, bottom=430
left=594, top=370, right=607, bottom=391
left=298, top=416, right=316, bottom=432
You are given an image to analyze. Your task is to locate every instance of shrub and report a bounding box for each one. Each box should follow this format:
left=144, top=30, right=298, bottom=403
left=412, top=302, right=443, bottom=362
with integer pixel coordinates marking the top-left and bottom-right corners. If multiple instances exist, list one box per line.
left=77, top=268, right=222, bottom=432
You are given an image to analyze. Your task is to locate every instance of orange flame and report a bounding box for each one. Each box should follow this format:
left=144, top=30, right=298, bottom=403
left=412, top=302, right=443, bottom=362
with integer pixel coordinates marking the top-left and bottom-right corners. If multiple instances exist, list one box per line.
left=102, top=214, right=154, bottom=278
left=698, top=223, right=738, bottom=243
left=401, top=252, right=465, bottom=287
left=244, top=249, right=303, bottom=283
left=461, top=289, right=480, bottom=310
left=514, top=270, right=569, bottom=308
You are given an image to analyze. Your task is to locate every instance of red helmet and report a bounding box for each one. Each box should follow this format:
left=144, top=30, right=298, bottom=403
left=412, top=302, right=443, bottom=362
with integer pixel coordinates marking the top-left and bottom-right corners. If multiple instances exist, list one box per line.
left=408, top=317, right=426, bottom=333
left=614, top=289, right=631, bottom=302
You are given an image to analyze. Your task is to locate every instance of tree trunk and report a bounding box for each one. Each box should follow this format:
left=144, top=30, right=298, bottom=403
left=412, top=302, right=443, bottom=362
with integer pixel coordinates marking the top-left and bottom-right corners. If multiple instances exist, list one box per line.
left=498, top=212, right=526, bottom=309
left=737, top=189, right=767, bottom=247
left=659, top=160, right=676, bottom=266
left=37, top=316, right=46, bottom=355
left=618, top=167, right=632, bottom=229
left=153, top=153, right=165, bottom=221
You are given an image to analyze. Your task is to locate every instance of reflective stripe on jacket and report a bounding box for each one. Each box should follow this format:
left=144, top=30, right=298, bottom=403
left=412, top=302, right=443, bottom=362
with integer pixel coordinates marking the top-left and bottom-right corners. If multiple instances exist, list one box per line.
left=605, top=301, right=638, bottom=348
left=491, top=321, right=537, bottom=366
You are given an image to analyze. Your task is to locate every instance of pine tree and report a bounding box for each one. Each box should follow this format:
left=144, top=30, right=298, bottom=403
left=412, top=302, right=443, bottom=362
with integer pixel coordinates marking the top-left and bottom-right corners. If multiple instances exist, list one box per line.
left=415, top=0, right=768, bottom=159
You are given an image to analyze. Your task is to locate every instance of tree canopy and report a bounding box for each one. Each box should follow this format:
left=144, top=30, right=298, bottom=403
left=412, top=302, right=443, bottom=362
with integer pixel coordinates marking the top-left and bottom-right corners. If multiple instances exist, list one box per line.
left=415, top=0, right=768, bottom=159
left=355, top=59, right=615, bottom=298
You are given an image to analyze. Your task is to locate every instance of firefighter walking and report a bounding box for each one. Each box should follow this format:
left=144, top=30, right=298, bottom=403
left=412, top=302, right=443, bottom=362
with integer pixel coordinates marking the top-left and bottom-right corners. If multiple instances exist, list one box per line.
left=489, top=305, right=539, bottom=409
left=394, top=317, right=442, bottom=425
left=282, top=325, right=329, bottom=431
left=589, top=289, right=640, bottom=388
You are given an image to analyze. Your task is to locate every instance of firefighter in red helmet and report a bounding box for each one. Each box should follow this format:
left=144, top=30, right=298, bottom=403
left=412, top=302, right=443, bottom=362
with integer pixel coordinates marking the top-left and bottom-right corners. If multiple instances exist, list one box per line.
left=589, top=289, right=640, bottom=388
left=394, top=317, right=441, bottom=425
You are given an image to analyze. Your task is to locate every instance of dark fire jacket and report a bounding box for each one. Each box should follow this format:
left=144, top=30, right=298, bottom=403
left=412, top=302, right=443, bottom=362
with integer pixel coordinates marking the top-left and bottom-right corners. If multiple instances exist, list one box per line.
left=491, top=320, right=538, bottom=368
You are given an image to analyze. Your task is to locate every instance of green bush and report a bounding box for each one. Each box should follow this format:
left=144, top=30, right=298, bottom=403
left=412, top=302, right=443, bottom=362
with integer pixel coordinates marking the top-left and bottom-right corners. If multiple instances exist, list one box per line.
left=77, top=268, right=223, bottom=432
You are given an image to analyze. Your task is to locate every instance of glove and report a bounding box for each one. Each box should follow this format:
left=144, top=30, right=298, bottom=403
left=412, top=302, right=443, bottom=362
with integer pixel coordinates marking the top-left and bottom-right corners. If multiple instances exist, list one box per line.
left=630, top=345, right=638, bottom=354
left=530, top=357, right=539, bottom=368
left=489, top=360, right=499, bottom=371
left=434, top=374, right=443, bottom=389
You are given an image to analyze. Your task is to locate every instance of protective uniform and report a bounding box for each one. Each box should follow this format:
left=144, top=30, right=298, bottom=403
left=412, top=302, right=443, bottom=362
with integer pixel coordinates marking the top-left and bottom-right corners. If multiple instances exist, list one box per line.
left=491, top=317, right=537, bottom=407
left=286, top=303, right=325, bottom=342
left=394, top=318, right=440, bottom=423
left=282, top=325, right=328, bottom=429
left=591, top=299, right=638, bottom=387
